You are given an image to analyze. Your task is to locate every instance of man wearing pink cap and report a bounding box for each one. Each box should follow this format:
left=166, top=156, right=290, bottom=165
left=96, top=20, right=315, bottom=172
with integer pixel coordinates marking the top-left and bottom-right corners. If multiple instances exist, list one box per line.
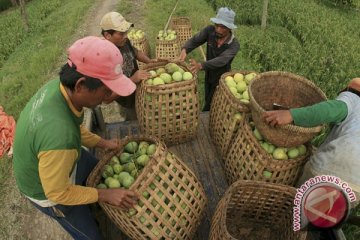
left=13, top=36, right=138, bottom=239
left=264, top=78, right=360, bottom=206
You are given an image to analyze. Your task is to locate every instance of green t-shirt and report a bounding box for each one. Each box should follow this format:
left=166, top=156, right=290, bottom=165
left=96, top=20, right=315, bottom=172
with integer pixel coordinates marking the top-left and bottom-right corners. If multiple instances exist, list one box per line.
left=13, top=79, right=83, bottom=200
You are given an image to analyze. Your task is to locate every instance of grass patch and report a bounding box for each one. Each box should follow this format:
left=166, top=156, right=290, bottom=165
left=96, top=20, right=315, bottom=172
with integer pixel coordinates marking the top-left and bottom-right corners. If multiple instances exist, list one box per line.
left=0, top=0, right=94, bottom=120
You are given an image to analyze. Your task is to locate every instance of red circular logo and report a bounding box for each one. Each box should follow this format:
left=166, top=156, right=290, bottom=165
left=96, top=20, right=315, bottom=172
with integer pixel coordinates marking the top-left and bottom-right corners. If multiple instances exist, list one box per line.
left=303, top=185, right=348, bottom=228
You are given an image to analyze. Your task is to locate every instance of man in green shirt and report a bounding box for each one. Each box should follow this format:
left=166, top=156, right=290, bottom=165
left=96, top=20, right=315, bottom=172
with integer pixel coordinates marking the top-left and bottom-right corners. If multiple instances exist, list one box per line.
left=264, top=78, right=360, bottom=206
left=13, top=36, right=139, bottom=239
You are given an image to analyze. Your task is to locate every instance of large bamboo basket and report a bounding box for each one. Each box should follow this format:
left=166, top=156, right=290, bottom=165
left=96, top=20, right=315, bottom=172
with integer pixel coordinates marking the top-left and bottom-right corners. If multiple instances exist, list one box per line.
left=130, top=36, right=151, bottom=70
left=87, top=135, right=207, bottom=240
left=135, top=61, right=200, bottom=145
left=224, top=116, right=310, bottom=186
left=209, top=180, right=307, bottom=240
left=170, top=17, right=192, bottom=46
left=209, top=71, right=256, bottom=158
left=249, top=71, right=327, bottom=147
left=155, top=38, right=181, bottom=60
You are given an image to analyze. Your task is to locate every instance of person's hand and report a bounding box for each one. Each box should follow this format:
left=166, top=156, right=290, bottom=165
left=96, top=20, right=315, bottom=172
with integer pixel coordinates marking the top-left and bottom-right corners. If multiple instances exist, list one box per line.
left=96, top=138, right=120, bottom=151
left=179, top=49, right=187, bottom=62
left=131, top=70, right=151, bottom=84
left=263, top=110, right=293, bottom=127
left=148, top=58, right=158, bottom=63
left=189, top=59, right=202, bottom=74
left=97, top=188, right=139, bottom=209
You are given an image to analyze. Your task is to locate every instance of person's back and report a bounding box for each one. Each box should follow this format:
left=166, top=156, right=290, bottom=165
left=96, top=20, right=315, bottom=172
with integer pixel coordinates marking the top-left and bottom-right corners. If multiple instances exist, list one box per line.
left=13, top=79, right=81, bottom=200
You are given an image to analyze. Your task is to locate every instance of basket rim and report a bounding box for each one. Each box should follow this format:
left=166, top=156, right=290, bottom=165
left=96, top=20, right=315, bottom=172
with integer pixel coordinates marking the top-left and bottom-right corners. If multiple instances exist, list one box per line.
left=248, top=71, right=327, bottom=134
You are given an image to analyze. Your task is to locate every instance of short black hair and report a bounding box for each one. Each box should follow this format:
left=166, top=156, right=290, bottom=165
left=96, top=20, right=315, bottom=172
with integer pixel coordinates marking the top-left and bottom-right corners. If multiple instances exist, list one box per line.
left=59, top=63, right=103, bottom=91
left=101, top=29, right=116, bottom=37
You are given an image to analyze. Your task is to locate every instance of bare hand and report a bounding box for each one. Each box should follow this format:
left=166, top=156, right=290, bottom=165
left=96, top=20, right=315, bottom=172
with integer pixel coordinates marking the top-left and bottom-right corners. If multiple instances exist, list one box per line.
left=131, top=70, right=151, bottom=84
left=98, top=188, right=139, bottom=209
left=96, top=138, right=120, bottom=150
left=149, top=59, right=158, bottom=63
left=263, top=110, right=293, bottom=127
left=179, top=49, right=187, bottom=62
left=189, top=59, right=202, bottom=74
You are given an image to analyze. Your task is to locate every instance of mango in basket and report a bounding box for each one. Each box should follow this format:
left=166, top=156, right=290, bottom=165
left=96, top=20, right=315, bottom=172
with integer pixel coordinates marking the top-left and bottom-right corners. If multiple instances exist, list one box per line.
left=245, top=72, right=257, bottom=84
left=273, top=148, right=288, bottom=160
left=298, top=144, right=307, bottom=156
left=107, top=178, right=121, bottom=188
left=125, top=141, right=138, bottom=153
left=287, top=147, right=300, bottom=159
left=165, top=62, right=180, bottom=73
left=183, top=71, right=193, bottom=81
left=263, top=170, right=273, bottom=178
left=102, top=164, right=114, bottom=178
left=233, top=73, right=244, bottom=82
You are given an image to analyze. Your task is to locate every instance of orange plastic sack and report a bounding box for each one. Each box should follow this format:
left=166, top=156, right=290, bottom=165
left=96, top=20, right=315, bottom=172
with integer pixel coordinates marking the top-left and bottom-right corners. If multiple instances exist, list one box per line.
left=0, top=106, right=16, bottom=157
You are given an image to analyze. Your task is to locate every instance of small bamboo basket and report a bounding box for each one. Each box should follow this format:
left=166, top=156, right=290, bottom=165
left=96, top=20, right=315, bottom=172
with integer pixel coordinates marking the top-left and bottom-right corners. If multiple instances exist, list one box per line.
left=130, top=36, right=151, bottom=70
left=155, top=38, right=181, bottom=61
left=209, top=71, right=256, bottom=158
left=249, top=71, right=327, bottom=147
left=209, top=180, right=307, bottom=240
left=170, top=17, right=192, bottom=46
left=224, top=116, right=310, bottom=186
left=87, top=135, right=207, bottom=240
left=135, top=62, right=200, bottom=145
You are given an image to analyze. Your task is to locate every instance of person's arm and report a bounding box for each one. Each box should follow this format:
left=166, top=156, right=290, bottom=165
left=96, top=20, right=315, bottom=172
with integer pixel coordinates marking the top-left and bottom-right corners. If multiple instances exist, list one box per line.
left=39, top=149, right=138, bottom=207
left=80, top=125, right=101, bottom=148
left=290, top=100, right=347, bottom=127
left=182, top=26, right=210, bottom=54
left=263, top=100, right=348, bottom=127
left=136, top=50, right=157, bottom=64
left=39, top=149, right=99, bottom=205
left=201, top=41, right=240, bottom=70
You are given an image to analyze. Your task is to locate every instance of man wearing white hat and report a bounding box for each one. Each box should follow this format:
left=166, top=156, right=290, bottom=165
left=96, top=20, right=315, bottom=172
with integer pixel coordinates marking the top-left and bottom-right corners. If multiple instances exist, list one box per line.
left=13, top=36, right=139, bottom=239
left=100, top=12, right=158, bottom=120
left=179, top=7, right=240, bottom=111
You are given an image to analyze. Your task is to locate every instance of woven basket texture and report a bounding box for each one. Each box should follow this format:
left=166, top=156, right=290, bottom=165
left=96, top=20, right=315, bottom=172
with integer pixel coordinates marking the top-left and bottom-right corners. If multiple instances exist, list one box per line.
left=224, top=116, right=310, bottom=186
left=209, top=71, right=256, bottom=158
left=135, top=62, right=200, bottom=145
left=249, top=71, right=327, bottom=147
left=170, top=17, right=192, bottom=46
left=209, top=180, right=307, bottom=240
left=130, top=36, right=151, bottom=70
left=155, top=38, right=181, bottom=60
left=87, top=135, right=207, bottom=240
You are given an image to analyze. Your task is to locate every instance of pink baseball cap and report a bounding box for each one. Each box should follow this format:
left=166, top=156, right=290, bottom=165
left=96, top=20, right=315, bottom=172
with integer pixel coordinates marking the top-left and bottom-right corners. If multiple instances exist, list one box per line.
left=67, top=36, right=135, bottom=96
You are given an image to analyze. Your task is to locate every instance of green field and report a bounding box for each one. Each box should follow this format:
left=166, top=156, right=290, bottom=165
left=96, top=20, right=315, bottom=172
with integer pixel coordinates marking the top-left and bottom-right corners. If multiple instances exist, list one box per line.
left=1, top=0, right=360, bottom=238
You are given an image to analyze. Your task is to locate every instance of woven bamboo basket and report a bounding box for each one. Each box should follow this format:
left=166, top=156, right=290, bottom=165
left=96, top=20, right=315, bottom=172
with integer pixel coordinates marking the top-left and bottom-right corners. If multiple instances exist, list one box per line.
left=170, top=17, right=192, bottom=46
left=130, top=36, right=151, bottom=70
left=87, top=135, right=207, bottom=240
left=155, top=38, right=181, bottom=60
left=209, top=180, right=307, bottom=240
left=209, top=71, right=256, bottom=159
left=224, top=116, right=310, bottom=186
left=135, top=61, right=200, bottom=145
left=249, top=71, right=327, bottom=147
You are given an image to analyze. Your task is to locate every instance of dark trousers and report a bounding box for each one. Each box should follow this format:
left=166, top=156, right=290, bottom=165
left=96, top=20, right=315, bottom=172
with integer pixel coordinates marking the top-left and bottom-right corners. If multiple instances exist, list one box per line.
left=203, top=80, right=217, bottom=111
left=31, top=148, right=103, bottom=240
